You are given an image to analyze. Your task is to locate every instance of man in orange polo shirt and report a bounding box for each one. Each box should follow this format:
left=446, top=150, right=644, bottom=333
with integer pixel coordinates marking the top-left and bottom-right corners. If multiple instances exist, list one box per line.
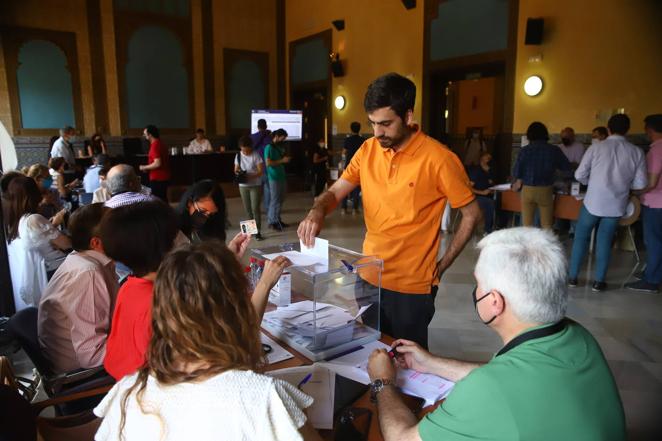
left=298, top=73, right=481, bottom=348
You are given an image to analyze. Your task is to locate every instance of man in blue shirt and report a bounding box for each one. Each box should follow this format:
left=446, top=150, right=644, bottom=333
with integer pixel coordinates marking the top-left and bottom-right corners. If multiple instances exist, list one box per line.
left=511, top=122, right=570, bottom=229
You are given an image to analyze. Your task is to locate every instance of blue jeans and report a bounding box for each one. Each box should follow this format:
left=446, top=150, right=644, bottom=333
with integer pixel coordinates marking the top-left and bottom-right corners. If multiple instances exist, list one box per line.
left=476, top=195, right=495, bottom=233
left=262, top=174, right=270, bottom=212
left=569, top=205, right=620, bottom=282
left=267, top=179, right=286, bottom=224
left=642, top=205, right=662, bottom=284
left=341, top=187, right=361, bottom=210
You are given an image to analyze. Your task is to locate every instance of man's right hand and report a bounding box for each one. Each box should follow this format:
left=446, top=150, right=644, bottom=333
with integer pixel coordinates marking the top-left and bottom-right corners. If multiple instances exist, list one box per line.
left=297, top=207, right=324, bottom=247
left=391, top=339, right=436, bottom=374
left=282, top=156, right=291, bottom=164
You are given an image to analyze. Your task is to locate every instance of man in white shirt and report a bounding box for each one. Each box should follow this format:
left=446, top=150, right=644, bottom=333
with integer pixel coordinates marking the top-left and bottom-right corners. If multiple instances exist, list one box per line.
left=568, top=114, right=647, bottom=291
left=187, top=128, right=213, bottom=154
left=557, top=127, right=585, bottom=167
left=38, top=203, right=119, bottom=373
left=50, top=126, right=77, bottom=168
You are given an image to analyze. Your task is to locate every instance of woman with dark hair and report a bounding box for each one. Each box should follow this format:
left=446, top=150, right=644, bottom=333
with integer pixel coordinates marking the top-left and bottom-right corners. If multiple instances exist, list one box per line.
left=25, top=163, right=65, bottom=225
left=48, top=156, right=78, bottom=200
left=4, top=176, right=70, bottom=310
left=176, top=179, right=228, bottom=243
left=87, top=133, right=108, bottom=157
left=93, top=243, right=317, bottom=440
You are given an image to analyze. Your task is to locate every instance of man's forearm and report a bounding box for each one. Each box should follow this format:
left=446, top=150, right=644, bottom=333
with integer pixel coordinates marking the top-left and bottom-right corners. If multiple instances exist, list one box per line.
left=427, top=356, right=483, bottom=383
left=311, top=190, right=339, bottom=216
left=437, top=203, right=480, bottom=275
left=376, top=386, right=421, bottom=441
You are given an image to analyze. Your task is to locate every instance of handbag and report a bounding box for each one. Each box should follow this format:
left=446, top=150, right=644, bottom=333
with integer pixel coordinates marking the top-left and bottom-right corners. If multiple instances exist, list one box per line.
left=234, top=154, right=248, bottom=184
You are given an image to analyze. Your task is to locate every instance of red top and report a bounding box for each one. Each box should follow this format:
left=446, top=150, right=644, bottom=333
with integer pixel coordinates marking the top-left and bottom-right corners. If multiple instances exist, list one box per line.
left=148, top=139, right=171, bottom=181
left=104, top=277, right=153, bottom=380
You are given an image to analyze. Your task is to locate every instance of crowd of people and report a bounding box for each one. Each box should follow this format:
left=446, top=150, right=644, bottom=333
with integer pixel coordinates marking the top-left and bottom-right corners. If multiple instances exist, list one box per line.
left=1, top=71, right=660, bottom=440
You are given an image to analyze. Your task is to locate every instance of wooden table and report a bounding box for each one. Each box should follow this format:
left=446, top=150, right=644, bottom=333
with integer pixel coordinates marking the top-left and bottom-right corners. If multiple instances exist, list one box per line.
left=262, top=331, right=435, bottom=441
left=497, top=190, right=583, bottom=221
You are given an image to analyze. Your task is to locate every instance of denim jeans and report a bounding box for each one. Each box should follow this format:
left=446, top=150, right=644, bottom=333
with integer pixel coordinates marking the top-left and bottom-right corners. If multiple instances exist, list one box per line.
left=642, top=205, right=662, bottom=284
left=341, top=187, right=361, bottom=210
left=476, top=195, right=495, bottom=233
left=569, top=205, right=620, bottom=282
left=267, top=179, right=286, bottom=225
left=261, top=174, right=270, bottom=213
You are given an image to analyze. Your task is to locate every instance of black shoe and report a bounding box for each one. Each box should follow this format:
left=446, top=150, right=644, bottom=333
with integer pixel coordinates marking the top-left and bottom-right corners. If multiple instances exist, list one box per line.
left=568, top=278, right=578, bottom=287
left=254, top=233, right=264, bottom=241
left=278, top=220, right=290, bottom=228
left=625, top=280, right=659, bottom=293
left=592, top=281, right=607, bottom=292
left=269, top=223, right=283, bottom=232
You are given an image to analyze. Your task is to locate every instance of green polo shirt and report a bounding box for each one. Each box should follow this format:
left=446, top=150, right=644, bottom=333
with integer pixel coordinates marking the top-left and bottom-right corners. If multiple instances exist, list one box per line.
left=419, top=321, right=625, bottom=441
left=264, top=143, right=286, bottom=182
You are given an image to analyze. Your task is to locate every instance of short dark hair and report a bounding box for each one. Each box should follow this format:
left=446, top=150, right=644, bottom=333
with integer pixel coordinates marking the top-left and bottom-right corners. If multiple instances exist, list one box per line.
left=350, top=121, right=361, bottom=134
left=526, top=121, right=550, bottom=142
left=48, top=156, right=66, bottom=171
left=257, top=119, right=267, bottom=130
left=592, top=126, right=608, bottom=138
left=238, top=135, right=253, bottom=148
left=100, top=201, right=179, bottom=277
left=608, top=114, right=630, bottom=135
left=94, top=153, right=109, bottom=166
left=272, top=128, right=288, bottom=138
left=364, top=73, right=416, bottom=122
left=145, top=125, right=160, bottom=139
left=196, top=128, right=205, bottom=134
left=99, top=165, right=111, bottom=178
left=177, top=180, right=227, bottom=241
left=69, top=203, right=109, bottom=251
left=644, top=114, right=662, bottom=133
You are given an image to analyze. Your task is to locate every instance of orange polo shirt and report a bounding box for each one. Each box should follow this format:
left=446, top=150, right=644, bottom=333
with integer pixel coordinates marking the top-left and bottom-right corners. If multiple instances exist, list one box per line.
left=341, top=128, right=474, bottom=294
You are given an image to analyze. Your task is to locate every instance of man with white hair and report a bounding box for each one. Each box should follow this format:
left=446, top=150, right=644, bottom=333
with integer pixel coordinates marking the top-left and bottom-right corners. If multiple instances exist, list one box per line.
left=366, top=227, right=625, bottom=441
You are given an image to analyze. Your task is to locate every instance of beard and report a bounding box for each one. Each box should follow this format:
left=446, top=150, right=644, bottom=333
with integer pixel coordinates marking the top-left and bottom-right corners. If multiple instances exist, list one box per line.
left=377, top=128, right=409, bottom=150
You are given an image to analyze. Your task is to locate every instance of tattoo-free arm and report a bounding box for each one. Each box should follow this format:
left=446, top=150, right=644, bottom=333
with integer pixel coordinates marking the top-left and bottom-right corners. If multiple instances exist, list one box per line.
left=433, top=199, right=481, bottom=281
left=376, top=386, right=422, bottom=441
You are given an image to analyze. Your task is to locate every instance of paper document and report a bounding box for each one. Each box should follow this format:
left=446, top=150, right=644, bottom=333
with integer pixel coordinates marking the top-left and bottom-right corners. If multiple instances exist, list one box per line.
left=261, top=332, right=294, bottom=365
left=263, top=301, right=372, bottom=337
left=488, top=183, right=512, bottom=191
left=323, top=340, right=455, bottom=406
left=300, top=237, right=329, bottom=260
left=262, top=250, right=326, bottom=267
left=268, top=365, right=336, bottom=430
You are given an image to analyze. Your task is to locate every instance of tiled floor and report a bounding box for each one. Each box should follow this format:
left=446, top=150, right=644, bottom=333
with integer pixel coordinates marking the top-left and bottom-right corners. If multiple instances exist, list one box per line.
left=235, top=192, right=662, bottom=439
left=8, top=191, right=662, bottom=438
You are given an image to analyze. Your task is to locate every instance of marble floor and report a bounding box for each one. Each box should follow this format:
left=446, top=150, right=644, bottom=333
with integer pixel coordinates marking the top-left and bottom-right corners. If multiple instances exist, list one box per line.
left=235, top=192, right=662, bottom=440
left=7, top=191, right=662, bottom=438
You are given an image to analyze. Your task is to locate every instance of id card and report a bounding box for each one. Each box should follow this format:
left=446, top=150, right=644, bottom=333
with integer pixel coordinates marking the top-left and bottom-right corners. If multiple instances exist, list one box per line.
left=240, top=219, right=258, bottom=235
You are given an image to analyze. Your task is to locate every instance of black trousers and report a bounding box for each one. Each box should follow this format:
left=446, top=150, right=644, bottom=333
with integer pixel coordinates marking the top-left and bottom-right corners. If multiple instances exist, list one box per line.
left=358, top=281, right=438, bottom=349
left=149, top=180, right=170, bottom=202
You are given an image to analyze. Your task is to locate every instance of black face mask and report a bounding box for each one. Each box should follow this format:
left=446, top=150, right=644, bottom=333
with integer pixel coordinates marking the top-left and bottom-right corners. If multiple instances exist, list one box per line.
left=561, top=137, right=572, bottom=146
left=190, top=210, right=208, bottom=230
left=472, top=286, right=497, bottom=325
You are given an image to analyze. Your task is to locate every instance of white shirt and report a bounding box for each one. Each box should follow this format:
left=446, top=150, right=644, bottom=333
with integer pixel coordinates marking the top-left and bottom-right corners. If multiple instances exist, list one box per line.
left=6, top=214, right=67, bottom=310
left=94, top=369, right=313, bottom=441
left=50, top=136, right=76, bottom=166
left=235, top=151, right=264, bottom=186
left=84, top=165, right=102, bottom=193
left=557, top=141, right=585, bottom=164
left=187, top=138, right=212, bottom=154
left=575, top=135, right=647, bottom=217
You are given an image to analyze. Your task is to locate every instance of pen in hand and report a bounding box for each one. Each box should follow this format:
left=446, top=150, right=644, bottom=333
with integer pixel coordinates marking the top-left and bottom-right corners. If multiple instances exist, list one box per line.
left=297, top=373, right=313, bottom=390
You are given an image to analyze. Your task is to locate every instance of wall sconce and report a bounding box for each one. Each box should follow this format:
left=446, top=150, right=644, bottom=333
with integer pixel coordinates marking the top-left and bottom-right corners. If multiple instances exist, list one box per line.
left=334, top=95, right=346, bottom=110
left=524, top=75, right=543, bottom=96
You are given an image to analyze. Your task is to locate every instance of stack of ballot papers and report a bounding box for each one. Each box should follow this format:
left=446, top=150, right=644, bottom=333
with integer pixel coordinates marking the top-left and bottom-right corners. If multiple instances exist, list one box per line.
left=267, top=365, right=336, bottom=430
left=263, top=300, right=372, bottom=337
left=319, top=341, right=455, bottom=407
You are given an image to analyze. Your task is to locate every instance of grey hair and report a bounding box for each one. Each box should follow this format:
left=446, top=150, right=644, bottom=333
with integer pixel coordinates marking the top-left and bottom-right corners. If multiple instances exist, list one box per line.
left=59, top=126, right=75, bottom=136
left=475, top=227, right=568, bottom=324
left=106, top=164, right=141, bottom=195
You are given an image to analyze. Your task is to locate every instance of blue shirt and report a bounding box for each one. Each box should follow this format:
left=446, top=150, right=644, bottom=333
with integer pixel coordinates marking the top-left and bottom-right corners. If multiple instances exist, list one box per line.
left=513, top=141, right=570, bottom=186
left=467, top=165, right=494, bottom=191
left=83, top=165, right=102, bottom=193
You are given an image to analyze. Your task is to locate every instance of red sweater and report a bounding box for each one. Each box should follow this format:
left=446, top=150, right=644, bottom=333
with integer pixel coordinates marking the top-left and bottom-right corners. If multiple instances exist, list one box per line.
left=104, top=277, right=153, bottom=380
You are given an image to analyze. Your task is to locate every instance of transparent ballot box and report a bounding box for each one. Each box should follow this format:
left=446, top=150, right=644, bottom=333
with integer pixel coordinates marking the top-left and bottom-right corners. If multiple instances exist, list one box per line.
left=251, top=243, right=382, bottom=361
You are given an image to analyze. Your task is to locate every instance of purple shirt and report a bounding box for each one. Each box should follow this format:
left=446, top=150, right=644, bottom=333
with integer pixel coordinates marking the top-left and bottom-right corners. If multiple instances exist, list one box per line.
left=251, top=130, right=272, bottom=158
left=641, top=139, right=662, bottom=208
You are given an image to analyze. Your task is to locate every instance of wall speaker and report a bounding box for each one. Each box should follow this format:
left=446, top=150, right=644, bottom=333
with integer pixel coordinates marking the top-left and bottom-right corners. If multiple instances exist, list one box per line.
left=331, top=56, right=344, bottom=77
left=332, top=19, right=345, bottom=31
left=525, top=18, right=544, bottom=45
left=401, top=0, right=416, bottom=10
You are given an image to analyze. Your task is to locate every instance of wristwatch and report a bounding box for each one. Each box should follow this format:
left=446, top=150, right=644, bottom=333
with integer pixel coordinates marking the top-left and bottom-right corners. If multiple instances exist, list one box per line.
left=370, top=378, right=395, bottom=403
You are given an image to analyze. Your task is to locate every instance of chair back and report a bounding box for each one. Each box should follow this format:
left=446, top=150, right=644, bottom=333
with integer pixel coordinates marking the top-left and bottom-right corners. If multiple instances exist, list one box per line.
left=7, top=307, right=54, bottom=378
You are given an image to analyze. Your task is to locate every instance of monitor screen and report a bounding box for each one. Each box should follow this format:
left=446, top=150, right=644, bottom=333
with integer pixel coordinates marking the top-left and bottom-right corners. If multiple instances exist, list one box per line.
left=251, top=110, right=303, bottom=141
